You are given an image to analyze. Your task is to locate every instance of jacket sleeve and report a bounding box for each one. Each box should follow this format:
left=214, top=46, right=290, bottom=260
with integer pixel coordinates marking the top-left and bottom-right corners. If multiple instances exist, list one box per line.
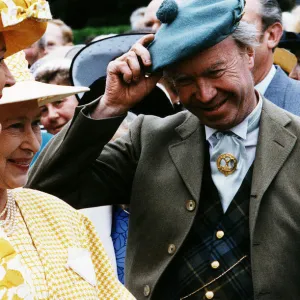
left=26, top=99, right=144, bottom=208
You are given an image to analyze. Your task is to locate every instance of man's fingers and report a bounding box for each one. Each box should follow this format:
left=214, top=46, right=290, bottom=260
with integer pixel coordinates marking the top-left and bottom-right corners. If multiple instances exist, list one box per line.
left=126, top=51, right=142, bottom=82
left=107, top=34, right=155, bottom=84
left=107, top=60, right=133, bottom=84
left=131, top=42, right=152, bottom=67
left=137, top=34, right=155, bottom=47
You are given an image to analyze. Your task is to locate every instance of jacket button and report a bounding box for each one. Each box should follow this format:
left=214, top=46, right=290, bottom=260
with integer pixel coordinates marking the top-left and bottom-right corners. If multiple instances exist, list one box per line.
left=168, top=244, right=176, bottom=255
left=211, top=260, right=220, bottom=269
left=185, top=200, right=196, bottom=211
left=205, top=291, right=214, bottom=299
left=216, top=230, right=224, bottom=239
left=144, top=285, right=151, bottom=297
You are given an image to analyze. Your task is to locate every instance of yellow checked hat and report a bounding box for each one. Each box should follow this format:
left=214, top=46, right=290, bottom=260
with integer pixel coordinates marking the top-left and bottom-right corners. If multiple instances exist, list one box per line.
left=0, top=0, right=52, bottom=58
left=0, top=51, right=89, bottom=106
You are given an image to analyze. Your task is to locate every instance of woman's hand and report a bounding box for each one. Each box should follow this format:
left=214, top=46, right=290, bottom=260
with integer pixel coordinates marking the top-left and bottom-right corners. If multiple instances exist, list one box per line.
left=91, top=34, right=162, bottom=118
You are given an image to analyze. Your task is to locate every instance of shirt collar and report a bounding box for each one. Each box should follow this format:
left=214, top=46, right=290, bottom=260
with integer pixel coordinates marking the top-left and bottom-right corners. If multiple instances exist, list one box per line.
left=255, top=65, right=276, bottom=95
left=205, top=92, right=263, bottom=142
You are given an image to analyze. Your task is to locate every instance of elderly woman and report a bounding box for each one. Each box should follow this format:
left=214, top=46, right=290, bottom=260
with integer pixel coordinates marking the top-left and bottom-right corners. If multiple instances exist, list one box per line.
left=0, top=0, right=134, bottom=299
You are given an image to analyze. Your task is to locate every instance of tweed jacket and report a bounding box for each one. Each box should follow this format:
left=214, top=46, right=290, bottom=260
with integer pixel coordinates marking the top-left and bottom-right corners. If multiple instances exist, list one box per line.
left=265, top=65, right=300, bottom=116
left=13, top=188, right=134, bottom=300
left=27, top=98, right=300, bottom=299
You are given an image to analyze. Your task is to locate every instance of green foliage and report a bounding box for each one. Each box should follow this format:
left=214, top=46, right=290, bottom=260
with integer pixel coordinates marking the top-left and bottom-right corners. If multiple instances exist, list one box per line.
left=73, top=26, right=131, bottom=44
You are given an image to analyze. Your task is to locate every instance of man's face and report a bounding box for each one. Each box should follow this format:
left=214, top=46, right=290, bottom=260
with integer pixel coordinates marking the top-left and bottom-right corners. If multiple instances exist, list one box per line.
left=243, top=0, right=274, bottom=84
left=289, top=56, right=300, bottom=81
left=44, top=23, right=65, bottom=52
left=142, top=0, right=163, bottom=32
left=24, top=41, right=46, bottom=67
left=167, top=38, right=257, bottom=130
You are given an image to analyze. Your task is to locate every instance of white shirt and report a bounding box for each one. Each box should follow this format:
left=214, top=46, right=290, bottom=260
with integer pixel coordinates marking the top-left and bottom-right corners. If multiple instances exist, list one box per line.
left=205, top=93, right=263, bottom=212
left=255, top=65, right=276, bottom=95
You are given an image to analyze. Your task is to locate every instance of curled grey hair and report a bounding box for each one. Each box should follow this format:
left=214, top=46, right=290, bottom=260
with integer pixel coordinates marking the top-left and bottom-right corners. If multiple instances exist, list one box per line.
left=231, top=20, right=259, bottom=50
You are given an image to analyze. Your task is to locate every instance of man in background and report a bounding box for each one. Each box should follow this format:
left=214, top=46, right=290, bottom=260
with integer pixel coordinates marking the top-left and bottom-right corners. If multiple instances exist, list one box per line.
left=44, top=19, right=74, bottom=52
left=244, top=0, right=300, bottom=115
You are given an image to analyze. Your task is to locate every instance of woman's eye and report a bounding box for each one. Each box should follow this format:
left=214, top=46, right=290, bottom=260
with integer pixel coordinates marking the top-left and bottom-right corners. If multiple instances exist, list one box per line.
left=32, top=120, right=41, bottom=127
left=10, top=123, right=23, bottom=129
left=54, top=100, right=63, bottom=107
left=40, top=107, right=47, bottom=115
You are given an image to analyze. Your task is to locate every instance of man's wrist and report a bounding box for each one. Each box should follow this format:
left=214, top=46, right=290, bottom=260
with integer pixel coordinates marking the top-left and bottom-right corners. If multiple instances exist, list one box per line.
left=90, top=96, right=129, bottom=119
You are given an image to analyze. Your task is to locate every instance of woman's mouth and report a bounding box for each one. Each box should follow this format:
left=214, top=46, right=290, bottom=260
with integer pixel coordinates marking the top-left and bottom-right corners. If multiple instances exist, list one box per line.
left=7, top=158, right=32, bottom=171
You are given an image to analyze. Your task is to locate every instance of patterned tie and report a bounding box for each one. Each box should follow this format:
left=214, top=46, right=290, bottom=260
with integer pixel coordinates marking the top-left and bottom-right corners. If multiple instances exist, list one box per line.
left=210, top=104, right=261, bottom=212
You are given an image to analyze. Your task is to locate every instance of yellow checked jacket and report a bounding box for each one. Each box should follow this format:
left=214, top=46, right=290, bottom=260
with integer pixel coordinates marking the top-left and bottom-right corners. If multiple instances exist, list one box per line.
left=13, top=188, right=135, bottom=300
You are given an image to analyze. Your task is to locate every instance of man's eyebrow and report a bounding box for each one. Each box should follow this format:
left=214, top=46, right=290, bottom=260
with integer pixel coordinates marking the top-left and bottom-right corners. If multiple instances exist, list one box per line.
left=208, top=60, right=226, bottom=70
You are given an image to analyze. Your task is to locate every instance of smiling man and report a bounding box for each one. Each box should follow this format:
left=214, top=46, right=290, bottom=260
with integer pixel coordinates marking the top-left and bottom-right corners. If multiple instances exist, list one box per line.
left=28, top=0, right=300, bottom=299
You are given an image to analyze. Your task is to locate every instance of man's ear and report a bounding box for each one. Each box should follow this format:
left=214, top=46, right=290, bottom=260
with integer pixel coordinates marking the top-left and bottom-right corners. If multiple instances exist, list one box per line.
left=246, top=46, right=255, bottom=69
left=266, top=22, right=283, bottom=49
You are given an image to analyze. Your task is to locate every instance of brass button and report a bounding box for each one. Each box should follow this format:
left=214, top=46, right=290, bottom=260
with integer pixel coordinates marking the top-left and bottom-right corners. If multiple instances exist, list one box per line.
left=144, top=285, right=151, bottom=297
left=205, top=291, right=214, bottom=299
left=216, top=230, right=224, bottom=239
left=211, top=260, right=220, bottom=269
left=185, top=200, right=196, bottom=212
left=168, top=244, right=176, bottom=255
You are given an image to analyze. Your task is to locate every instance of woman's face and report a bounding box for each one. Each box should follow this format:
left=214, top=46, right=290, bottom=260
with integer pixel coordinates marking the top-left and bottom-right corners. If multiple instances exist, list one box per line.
left=39, top=94, right=78, bottom=135
left=0, top=101, right=41, bottom=189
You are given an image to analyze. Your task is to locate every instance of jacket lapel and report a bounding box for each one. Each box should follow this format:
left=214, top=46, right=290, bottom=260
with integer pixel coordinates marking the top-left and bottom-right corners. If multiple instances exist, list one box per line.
left=249, top=99, right=297, bottom=238
left=169, top=113, right=205, bottom=201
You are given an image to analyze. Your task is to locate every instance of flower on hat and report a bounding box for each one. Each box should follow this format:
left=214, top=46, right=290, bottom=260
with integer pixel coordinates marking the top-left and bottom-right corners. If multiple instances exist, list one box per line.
left=1, top=0, right=52, bottom=28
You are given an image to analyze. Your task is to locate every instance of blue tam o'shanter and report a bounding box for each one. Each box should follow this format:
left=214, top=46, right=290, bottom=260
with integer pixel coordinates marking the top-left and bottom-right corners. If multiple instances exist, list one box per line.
left=148, top=0, right=245, bottom=72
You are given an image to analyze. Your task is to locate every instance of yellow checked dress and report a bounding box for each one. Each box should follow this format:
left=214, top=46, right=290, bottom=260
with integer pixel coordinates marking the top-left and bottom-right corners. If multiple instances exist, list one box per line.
left=0, top=188, right=135, bottom=300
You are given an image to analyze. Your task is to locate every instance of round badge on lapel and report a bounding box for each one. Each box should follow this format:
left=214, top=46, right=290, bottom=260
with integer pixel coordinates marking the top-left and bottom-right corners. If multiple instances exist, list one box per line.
left=217, top=153, right=238, bottom=176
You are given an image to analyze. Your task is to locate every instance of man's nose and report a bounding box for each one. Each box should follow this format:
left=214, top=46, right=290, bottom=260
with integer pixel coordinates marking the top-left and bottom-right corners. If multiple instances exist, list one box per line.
left=195, top=78, right=217, bottom=103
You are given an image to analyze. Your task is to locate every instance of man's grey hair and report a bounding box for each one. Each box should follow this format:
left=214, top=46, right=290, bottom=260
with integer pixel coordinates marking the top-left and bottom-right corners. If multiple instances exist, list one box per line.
left=231, top=20, right=259, bottom=50
left=259, top=0, right=282, bottom=31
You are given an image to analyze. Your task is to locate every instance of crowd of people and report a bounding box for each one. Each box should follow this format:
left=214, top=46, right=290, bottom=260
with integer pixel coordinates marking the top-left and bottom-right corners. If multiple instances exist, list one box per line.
left=1, top=0, right=300, bottom=299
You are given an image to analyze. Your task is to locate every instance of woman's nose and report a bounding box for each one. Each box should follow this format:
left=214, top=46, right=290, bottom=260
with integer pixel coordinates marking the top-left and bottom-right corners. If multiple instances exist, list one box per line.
left=3, top=61, right=16, bottom=87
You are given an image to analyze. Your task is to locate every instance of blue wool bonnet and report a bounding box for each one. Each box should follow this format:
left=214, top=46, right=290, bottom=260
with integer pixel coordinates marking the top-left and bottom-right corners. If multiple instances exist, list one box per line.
left=148, top=0, right=245, bottom=72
